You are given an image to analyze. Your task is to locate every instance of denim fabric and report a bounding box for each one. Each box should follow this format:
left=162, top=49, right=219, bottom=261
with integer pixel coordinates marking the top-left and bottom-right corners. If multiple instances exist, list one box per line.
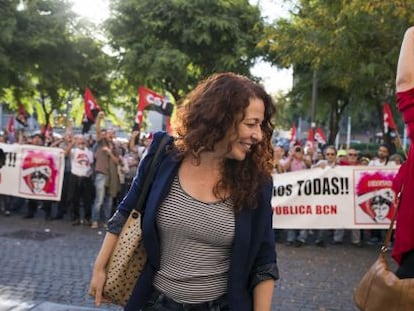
left=286, top=229, right=307, bottom=243
left=249, top=262, right=279, bottom=291
left=91, top=173, right=108, bottom=222
left=141, top=290, right=229, bottom=311
left=333, top=229, right=361, bottom=243
left=106, top=210, right=127, bottom=235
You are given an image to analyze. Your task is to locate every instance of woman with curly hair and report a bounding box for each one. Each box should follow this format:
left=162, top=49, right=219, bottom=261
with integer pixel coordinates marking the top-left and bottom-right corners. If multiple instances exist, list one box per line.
left=89, top=72, right=279, bottom=310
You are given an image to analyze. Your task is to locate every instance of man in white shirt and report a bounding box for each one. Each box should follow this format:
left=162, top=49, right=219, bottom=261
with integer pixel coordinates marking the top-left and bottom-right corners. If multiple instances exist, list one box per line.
left=367, top=143, right=396, bottom=245
left=368, top=144, right=396, bottom=167
left=67, top=134, right=94, bottom=226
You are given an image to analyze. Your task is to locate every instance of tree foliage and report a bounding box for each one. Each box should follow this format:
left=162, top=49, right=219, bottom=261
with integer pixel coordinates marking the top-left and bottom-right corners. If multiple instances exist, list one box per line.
left=106, top=0, right=265, bottom=100
left=0, top=0, right=113, bottom=129
left=261, top=0, right=414, bottom=144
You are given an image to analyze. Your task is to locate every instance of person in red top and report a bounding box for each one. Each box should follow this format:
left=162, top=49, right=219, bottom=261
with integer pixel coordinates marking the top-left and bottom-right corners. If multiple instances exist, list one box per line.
left=392, top=26, right=414, bottom=278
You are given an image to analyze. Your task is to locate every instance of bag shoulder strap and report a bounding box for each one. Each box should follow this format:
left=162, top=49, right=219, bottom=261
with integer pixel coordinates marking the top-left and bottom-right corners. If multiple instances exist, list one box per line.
left=134, top=134, right=170, bottom=213
left=382, top=185, right=404, bottom=252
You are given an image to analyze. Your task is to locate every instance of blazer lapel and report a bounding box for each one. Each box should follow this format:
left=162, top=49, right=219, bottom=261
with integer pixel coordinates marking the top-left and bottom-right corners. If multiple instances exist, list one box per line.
left=228, top=208, right=252, bottom=294
left=142, top=155, right=180, bottom=269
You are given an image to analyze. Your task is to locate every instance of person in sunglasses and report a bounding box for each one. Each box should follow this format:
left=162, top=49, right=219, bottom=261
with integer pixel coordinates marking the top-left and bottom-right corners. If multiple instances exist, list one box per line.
left=311, top=145, right=337, bottom=246
left=312, top=145, right=337, bottom=169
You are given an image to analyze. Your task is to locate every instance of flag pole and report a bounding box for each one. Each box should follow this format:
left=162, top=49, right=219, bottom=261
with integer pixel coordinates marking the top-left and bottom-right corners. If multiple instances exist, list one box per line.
left=383, top=102, right=407, bottom=158
left=395, top=129, right=407, bottom=159
left=403, top=125, right=408, bottom=151
left=346, top=116, right=351, bottom=149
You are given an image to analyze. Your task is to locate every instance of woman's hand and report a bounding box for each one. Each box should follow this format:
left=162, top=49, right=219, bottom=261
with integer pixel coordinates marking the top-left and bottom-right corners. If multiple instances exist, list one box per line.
left=88, top=233, right=119, bottom=306
left=88, top=267, right=111, bottom=306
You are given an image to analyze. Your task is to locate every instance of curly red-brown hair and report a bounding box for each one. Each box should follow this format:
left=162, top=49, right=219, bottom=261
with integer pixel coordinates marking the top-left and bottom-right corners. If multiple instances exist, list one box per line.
left=174, top=72, right=275, bottom=211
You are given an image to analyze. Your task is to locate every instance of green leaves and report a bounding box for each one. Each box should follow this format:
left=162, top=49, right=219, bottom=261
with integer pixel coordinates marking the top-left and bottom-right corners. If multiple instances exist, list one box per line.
left=261, top=0, right=414, bottom=143
left=0, top=0, right=112, bottom=128
left=106, top=0, right=265, bottom=100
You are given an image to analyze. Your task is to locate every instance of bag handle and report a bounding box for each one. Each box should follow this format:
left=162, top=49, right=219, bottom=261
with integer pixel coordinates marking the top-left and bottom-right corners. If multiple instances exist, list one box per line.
left=382, top=185, right=404, bottom=253
left=134, top=134, right=170, bottom=213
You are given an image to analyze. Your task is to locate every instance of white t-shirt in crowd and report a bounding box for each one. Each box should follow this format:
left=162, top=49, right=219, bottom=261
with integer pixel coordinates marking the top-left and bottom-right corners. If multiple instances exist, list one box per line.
left=71, top=147, right=94, bottom=177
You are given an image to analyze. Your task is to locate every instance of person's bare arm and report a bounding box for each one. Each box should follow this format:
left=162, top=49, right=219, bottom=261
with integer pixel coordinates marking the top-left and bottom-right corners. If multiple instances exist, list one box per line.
left=95, top=111, right=105, bottom=141
left=88, top=232, right=118, bottom=306
left=396, top=27, right=414, bottom=92
left=129, top=131, right=139, bottom=152
left=253, top=279, right=275, bottom=311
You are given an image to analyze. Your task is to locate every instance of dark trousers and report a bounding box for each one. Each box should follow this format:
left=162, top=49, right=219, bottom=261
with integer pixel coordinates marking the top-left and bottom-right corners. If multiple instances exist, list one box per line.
left=26, top=199, right=51, bottom=219
left=142, top=290, right=229, bottom=311
left=55, top=172, right=71, bottom=218
left=68, top=174, right=93, bottom=221
left=396, top=249, right=414, bottom=279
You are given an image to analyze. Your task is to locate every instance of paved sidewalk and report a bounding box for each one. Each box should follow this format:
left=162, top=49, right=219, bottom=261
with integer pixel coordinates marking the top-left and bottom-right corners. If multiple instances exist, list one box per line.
left=0, top=300, right=105, bottom=310
left=0, top=213, right=396, bottom=311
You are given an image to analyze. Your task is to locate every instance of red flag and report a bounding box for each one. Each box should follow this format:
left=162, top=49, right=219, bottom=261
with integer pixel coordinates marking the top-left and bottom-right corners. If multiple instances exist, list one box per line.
left=383, top=102, right=397, bottom=133
left=16, top=103, right=29, bottom=127
left=137, top=86, right=173, bottom=124
left=84, top=88, right=101, bottom=121
left=40, top=124, right=53, bottom=137
left=314, top=128, right=327, bottom=145
left=306, top=128, right=314, bottom=149
left=43, top=125, right=53, bottom=139
left=7, top=116, right=14, bottom=134
left=83, top=88, right=102, bottom=134
left=290, top=123, right=297, bottom=146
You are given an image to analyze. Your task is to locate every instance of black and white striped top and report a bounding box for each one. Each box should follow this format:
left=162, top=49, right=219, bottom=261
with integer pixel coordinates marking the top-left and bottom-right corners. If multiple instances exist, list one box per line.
left=153, top=175, right=235, bottom=303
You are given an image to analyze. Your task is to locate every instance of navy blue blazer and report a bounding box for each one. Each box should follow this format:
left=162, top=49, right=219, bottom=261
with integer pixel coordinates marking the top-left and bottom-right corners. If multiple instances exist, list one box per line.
left=117, top=132, right=278, bottom=311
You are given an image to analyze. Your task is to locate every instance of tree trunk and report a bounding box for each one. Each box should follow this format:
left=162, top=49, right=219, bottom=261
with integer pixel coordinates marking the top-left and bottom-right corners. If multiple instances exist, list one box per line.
left=328, top=96, right=350, bottom=145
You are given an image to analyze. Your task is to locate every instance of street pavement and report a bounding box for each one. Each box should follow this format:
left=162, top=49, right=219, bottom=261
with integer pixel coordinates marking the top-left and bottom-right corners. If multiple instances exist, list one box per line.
left=0, top=211, right=397, bottom=311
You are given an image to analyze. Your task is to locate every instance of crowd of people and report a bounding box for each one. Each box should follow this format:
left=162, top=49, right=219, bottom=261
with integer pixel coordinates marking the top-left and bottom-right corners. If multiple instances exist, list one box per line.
left=0, top=111, right=153, bottom=230
left=0, top=112, right=405, bottom=242
left=272, top=141, right=403, bottom=248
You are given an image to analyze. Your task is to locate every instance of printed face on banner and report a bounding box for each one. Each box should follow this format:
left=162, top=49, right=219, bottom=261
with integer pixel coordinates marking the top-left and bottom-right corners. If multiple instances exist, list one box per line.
left=354, top=171, right=396, bottom=224
left=19, top=149, right=59, bottom=197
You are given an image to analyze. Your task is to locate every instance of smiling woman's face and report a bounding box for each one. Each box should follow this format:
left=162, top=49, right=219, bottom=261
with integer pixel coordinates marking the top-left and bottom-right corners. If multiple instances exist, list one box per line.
left=221, top=97, right=265, bottom=161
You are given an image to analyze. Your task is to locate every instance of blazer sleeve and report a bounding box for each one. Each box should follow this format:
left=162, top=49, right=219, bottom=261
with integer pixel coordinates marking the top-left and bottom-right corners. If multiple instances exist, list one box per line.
left=249, top=180, right=279, bottom=290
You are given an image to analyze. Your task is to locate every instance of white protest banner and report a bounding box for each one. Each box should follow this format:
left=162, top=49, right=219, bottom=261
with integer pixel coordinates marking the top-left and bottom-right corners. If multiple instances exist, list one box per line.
left=0, top=143, right=64, bottom=201
left=272, top=166, right=400, bottom=229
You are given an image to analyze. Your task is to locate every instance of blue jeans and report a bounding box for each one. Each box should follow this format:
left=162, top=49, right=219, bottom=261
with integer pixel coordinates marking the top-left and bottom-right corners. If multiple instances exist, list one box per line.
left=142, top=290, right=229, bottom=311
left=91, top=173, right=112, bottom=222
left=286, top=229, right=307, bottom=243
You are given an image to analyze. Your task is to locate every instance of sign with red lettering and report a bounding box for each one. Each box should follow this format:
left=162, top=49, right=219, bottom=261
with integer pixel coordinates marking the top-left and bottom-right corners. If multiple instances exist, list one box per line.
left=272, top=166, right=399, bottom=229
left=0, top=144, right=64, bottom=201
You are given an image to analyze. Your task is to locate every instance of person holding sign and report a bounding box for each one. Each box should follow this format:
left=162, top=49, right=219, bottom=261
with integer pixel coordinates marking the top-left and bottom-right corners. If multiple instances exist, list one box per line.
left=284, top=144, right=311, bottom=246
left=392, top=26, right=414, bottom=278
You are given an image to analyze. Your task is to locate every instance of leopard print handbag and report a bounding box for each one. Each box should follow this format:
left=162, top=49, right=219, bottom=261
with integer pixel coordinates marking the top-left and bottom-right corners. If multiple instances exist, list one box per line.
left=102, top=134, right=170, bottom=306
left=103, top=209, right=147, bottom=306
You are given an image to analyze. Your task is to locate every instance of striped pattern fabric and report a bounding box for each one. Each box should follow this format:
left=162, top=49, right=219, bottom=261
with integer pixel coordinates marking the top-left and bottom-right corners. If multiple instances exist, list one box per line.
left=153, top=176, right=235, bottom=303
